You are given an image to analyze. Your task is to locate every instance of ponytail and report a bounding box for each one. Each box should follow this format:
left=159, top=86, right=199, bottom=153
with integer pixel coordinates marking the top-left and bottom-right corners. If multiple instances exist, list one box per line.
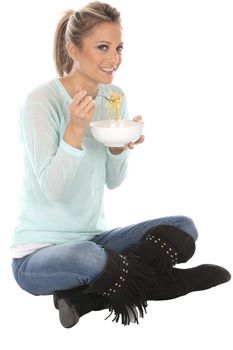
left=53, top=10, right=74, bottom=77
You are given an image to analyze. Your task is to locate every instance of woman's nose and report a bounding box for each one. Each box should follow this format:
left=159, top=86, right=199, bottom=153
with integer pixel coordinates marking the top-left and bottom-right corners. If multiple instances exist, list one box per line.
left=107, top=50, right=119, bottom=65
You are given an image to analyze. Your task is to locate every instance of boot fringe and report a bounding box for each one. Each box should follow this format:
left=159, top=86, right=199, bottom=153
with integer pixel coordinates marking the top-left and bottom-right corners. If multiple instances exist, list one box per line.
left=85, top=248, right=155, bottom=325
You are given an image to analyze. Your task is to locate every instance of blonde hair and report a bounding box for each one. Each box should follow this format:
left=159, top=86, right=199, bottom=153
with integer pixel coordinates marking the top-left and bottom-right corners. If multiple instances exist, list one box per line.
left=53, top=1, right=121, bottom=77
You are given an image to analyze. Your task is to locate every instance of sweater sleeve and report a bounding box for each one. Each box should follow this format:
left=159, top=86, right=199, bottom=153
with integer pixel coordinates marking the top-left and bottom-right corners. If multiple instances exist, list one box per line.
left=20, top=101, right=84, bottom=201
left=105, top=148, right=129, bottom=189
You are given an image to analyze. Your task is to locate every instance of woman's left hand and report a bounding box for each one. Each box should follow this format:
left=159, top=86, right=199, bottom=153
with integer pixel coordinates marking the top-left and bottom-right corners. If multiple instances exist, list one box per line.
left=109, top=115, right=145, bottom=154
left=127, top=115, right=145, bottom=149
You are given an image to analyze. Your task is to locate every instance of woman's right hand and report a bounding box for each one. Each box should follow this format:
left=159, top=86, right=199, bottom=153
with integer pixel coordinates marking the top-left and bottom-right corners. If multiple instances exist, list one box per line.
left=63, top=87, right=95, bottom=149
left=69, top=88, right=95, bottom=130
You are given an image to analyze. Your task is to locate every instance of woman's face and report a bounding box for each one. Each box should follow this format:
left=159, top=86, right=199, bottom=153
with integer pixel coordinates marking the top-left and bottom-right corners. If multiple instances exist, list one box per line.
left=73, top=21, right=123, bottom=85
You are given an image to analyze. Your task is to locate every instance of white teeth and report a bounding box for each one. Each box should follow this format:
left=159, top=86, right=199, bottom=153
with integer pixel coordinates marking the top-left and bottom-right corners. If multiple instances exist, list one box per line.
left=100, top=67, right=115, bottom=72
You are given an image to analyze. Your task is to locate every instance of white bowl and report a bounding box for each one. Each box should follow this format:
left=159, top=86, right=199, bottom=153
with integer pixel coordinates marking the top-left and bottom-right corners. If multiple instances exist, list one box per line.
left=90, top=119, right=144, bottom=147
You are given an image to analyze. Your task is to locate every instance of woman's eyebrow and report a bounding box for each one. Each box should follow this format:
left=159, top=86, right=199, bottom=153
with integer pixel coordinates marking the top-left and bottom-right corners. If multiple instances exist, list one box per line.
left=96, top=40, right=110, bottom=43
left=96, top=40, right=124, bottom=45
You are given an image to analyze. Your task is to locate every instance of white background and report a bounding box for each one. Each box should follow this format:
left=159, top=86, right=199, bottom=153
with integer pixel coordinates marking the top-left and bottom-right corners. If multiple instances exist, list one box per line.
left=0, top=0, right=232, bottom=349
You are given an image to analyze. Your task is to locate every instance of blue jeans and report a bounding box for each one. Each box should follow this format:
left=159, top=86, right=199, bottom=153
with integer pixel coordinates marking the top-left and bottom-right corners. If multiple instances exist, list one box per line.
left=12, top=215, right=198, bottom=296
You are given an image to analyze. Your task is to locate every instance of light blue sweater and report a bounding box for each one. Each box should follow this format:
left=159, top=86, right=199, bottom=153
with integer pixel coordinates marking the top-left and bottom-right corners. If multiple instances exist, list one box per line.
left=13, top=79, right=129, bottom=245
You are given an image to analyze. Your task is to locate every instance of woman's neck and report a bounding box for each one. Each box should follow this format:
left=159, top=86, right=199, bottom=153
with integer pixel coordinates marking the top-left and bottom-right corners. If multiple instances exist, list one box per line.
left=60, top=72, right=99, bottom=99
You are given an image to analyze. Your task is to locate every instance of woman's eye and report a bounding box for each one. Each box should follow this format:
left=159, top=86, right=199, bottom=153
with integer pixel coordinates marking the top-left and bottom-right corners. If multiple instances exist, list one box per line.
left=117, top=46, right=124, bottom=54
left=98, top=45, right=108, bottom=51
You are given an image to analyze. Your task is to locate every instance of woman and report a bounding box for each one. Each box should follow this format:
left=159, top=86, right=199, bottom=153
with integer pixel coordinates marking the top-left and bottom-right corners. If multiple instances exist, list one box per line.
left=12, top=1, right=230, bottom=328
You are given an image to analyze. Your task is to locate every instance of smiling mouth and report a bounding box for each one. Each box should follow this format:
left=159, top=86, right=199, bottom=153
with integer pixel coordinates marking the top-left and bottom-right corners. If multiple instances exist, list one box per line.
left=100, top=67, right=117, bottom=73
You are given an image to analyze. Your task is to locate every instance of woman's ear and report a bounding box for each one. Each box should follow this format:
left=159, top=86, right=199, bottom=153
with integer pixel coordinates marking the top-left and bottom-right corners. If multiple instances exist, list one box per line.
left=66, top=41, right=79, bottom=60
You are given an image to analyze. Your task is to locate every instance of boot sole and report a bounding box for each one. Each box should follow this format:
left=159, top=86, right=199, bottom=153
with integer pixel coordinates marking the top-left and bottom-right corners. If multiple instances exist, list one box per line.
left=58, top=299, right=80, bottom=328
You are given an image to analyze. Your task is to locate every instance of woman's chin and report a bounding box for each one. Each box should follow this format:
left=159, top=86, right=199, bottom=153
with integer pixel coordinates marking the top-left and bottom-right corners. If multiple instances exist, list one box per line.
left=98, top=72, right=116, bottom=84
left=100, top=77, right=114, bottom=85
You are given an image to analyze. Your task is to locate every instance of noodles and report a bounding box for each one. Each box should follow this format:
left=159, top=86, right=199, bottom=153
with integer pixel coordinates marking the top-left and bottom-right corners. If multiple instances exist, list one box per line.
left=106, top=92, right=123, bottom=121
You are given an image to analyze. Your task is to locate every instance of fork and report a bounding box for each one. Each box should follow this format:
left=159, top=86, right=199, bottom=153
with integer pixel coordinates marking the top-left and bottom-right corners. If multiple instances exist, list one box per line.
left=98, top=93, right=125, bottom=101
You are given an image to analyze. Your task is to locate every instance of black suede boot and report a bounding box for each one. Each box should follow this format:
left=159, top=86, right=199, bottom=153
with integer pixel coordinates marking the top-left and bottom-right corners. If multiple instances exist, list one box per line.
left=53, top=286, right=108, bottom=328
left=84, top=247, right=156, bottom=325
left=146, top=264, right=231, bottom=300
left=123, top=224, right=195, bottom=272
